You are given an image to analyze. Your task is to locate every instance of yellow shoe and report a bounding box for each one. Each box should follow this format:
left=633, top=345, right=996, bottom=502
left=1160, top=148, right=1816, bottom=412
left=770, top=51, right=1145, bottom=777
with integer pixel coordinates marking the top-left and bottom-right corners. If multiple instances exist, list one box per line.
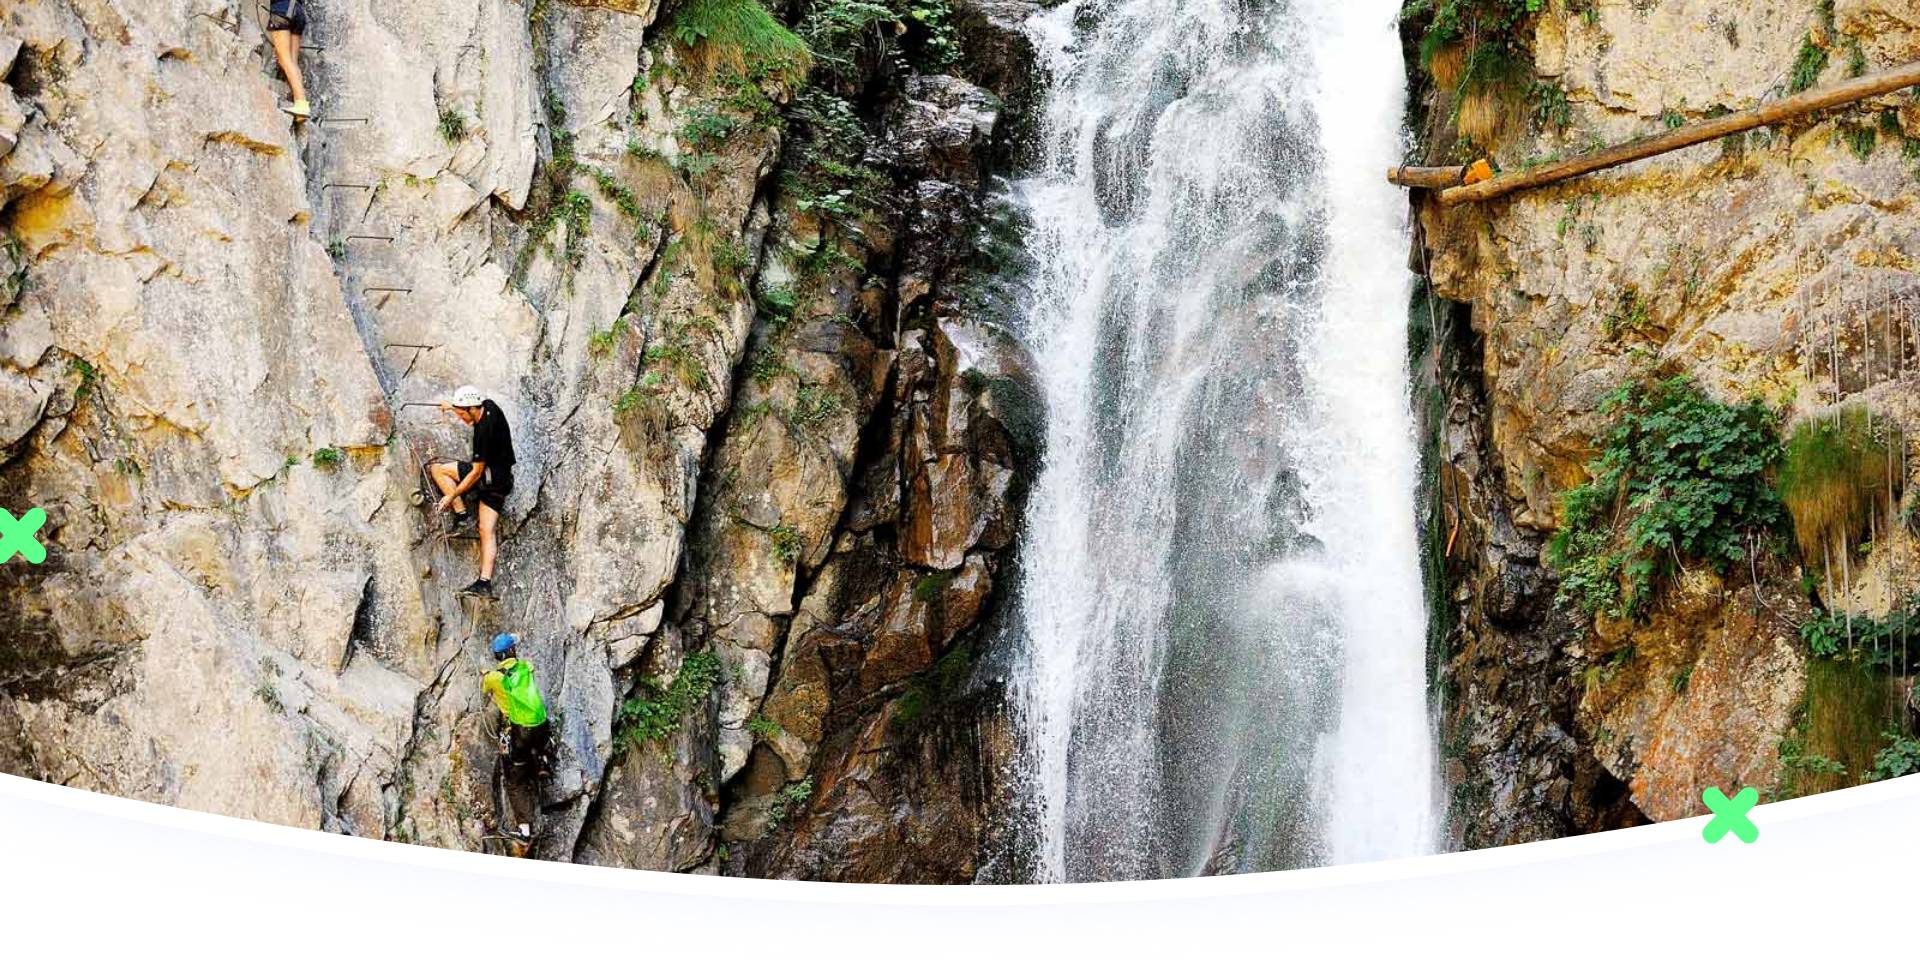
left=284, top=99, right=311, bottom=121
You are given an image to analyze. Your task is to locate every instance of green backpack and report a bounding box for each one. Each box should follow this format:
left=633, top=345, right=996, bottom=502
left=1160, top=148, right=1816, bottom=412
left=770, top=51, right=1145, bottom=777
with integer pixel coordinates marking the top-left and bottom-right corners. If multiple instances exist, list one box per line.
left=497, top=659, right=548, bottom=727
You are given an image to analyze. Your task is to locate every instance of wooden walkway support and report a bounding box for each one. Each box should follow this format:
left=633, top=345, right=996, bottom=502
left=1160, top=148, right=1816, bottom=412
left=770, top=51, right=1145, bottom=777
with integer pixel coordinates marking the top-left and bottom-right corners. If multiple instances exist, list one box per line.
left=1388, top=165, right=1468, bottom=189
left=1392, top=60, right=1920, bottom=206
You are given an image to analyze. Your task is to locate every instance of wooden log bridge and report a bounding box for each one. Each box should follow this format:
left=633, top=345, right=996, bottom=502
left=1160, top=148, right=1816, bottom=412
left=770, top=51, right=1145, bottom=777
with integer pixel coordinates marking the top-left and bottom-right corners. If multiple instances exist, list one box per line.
left=1386, top=60, right=1920, bottom=205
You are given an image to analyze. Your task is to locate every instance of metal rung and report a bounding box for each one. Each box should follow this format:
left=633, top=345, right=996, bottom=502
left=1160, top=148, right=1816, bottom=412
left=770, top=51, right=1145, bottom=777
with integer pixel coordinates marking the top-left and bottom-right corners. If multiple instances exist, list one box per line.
left=315, top=117, right=369, bottom=126
left=324, top=182, right=374, bottom=191
left=347, top=234, right=396, bottom=243
left=365, top=286, right=412, bottom=293
left=193, top=12, right=242, bottom=33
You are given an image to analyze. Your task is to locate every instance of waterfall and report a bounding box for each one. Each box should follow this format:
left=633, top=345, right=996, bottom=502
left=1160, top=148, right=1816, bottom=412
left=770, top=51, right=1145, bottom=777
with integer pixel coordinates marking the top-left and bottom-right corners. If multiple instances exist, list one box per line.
left=1005, top=0, right=1437, bottom=882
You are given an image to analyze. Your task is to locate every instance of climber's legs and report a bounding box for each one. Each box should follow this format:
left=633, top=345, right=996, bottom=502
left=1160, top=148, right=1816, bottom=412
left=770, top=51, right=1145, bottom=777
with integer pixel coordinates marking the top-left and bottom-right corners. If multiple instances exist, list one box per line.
left=477, top=503, right=500, bottom=581
left=428, top=461, right=467, bottom=515
left=269, top=30, right=308, bottom=117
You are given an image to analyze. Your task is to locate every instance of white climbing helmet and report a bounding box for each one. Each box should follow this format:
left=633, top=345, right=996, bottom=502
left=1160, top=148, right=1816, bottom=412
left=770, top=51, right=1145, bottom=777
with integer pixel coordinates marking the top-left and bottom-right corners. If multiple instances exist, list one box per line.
left=448, top=385, right=484, bottom=408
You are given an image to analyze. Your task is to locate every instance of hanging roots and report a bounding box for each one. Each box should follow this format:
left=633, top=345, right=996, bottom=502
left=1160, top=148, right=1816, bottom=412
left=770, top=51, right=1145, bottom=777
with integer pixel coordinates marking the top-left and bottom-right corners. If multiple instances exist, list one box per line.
left=1454, top=90, right=1511, bottom=147
left=1779, top=405, right=1903, bottom=568
left=1429, top=43, right=1467, bottom=91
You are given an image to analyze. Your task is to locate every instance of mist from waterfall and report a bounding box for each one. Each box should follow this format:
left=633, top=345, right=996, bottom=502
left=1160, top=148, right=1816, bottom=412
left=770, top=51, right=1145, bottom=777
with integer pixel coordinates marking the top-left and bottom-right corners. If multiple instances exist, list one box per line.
left=1003, top=0, right=1438, bottom=882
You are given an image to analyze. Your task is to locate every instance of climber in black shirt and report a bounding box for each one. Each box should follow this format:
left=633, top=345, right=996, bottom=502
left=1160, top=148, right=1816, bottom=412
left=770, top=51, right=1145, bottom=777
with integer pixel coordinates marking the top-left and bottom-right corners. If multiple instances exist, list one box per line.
left=430, top=385, right=516, bottom=599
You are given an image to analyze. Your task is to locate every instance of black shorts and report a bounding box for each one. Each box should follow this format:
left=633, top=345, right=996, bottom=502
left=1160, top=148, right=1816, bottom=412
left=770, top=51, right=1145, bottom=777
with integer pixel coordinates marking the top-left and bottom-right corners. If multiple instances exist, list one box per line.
left=457, top=460, right=513, bottom=512
left=268, top=0, right=308, bottom=34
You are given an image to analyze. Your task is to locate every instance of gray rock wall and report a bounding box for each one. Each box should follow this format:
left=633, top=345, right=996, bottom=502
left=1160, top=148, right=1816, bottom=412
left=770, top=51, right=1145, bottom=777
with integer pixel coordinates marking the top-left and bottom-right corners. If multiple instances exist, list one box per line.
left=1, top=0, right=1038, bottom=879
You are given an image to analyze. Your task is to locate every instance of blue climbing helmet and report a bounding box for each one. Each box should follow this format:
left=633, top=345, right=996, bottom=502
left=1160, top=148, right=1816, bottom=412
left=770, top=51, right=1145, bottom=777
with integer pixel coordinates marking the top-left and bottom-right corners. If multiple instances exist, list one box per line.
left=491, top=633, right=519, bottom=657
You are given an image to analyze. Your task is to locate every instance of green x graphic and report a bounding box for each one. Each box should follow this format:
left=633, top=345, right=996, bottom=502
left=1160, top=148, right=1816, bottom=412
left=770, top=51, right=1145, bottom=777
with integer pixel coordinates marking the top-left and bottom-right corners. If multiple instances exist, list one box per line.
left=0, top=507, right=47, bottom=565
left=1701, top=786, right=1759, bottom=844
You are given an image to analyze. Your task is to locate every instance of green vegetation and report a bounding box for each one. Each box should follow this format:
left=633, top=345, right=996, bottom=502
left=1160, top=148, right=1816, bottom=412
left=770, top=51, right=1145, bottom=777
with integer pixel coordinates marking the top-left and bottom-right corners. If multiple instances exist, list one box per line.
left=802, top=0, right=958, bottom=72
left=664, top=0, right=812, bottom=86
left=1842, top=121, right=1878, bottom=161
left=746, top=715, right=782, bottom=739
left=788, top=383, right=842, bottom=429
left=769, top=522, right=802, bottom=564
left=1800, top=596, right=1920, bottom=673
left=437, top=108, right=469, bottom=143
left=763, top=778, right=815, bottom=832
left=912, top=569, right=953, bottom=603
left=68, top=356, right=97, bottom=403
left=1777, top=406, right=1899, bottom=569
left=892, top=642, right=975, bottom=728
left=1868, top=733, right=1920, bottom=780
left=1547, top=377, right=1784, bottom=619
left=1599, top=287, right=1651, bottom=340
left=1845, top=37, right=1868, bottom=78
left=1787, top=3, right=1835, bottom=94
left=641, top=316, right=713, bottom=392
left=1407, top=0, right=1545, bottom=146
left=310, top=447, right=343, bottom=469
left=781, top=90, right=888, bottom=227
left=583, top=165, right=650, bottom=239
left=589, top=317, right=630, bottom=355
left=255, top=682, right=285, bottom=714
left=1776, top=657, right=1889, bottom=797
left=615, top=651, right=722, bottom=753
left=326, top=239, right=347, bottom=259
left=1528, top=80, right=1570, bottom=132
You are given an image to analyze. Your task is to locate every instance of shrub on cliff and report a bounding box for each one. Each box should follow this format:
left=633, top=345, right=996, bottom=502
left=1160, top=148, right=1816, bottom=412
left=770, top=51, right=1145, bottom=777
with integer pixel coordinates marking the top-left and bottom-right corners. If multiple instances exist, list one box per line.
left=1547, top=376, right=1784, bottom=619
left=1405, top=0, right=1544, bottom=146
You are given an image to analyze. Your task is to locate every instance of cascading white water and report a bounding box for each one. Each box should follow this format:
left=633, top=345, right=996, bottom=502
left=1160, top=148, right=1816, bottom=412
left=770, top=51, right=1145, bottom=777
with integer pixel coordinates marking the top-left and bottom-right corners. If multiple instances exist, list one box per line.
left=1006, top=0, right=1437, bottom=882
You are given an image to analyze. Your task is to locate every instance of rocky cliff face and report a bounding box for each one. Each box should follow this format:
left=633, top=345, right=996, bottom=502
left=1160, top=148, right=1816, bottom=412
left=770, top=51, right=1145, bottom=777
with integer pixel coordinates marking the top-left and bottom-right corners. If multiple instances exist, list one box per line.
left=1409, top=0, right=1920, bottom=847
left=0, top=0, right=1035, bottom=880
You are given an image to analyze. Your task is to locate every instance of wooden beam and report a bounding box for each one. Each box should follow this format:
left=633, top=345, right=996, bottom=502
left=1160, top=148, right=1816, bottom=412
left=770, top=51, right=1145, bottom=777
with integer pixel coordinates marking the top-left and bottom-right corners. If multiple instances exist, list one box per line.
left=1388, top=165, right=1468, bottom=189
left=1437, top=60, right=1920, bottom=206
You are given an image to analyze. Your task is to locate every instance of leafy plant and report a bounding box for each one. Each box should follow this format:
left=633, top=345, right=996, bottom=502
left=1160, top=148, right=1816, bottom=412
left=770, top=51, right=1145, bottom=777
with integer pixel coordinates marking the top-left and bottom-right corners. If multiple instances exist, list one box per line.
left=1867, top=733, right=1920, bottom=781
left=615, top=651, right=722, bottom=752
left=310, top=447, right=343, bottom=469
left=769, top=522, right=802, bottom=564
left=1799, top=596, right=1920, bottom=674
left=1529, top=80, right=1570, bottom=132
left=746, top=715, right=782, bottom=739
left=763, top=778, right=815, bottom=832
left=789, top=383, right=842, bottom=429
left=1547, top=376, right=1784, bottom=619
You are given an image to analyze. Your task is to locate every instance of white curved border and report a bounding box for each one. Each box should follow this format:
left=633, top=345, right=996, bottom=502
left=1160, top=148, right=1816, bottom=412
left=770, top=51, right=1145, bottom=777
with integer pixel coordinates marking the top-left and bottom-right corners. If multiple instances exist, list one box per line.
left=2, top=771, right=1915, bottom=961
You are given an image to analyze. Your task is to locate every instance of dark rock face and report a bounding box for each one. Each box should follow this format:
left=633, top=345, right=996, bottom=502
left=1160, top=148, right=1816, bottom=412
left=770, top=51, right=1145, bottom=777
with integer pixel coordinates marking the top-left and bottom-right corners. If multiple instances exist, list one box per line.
left=1421, top=306, right=1649, bottom=848
left=609, top=3, right=1042, bottom=883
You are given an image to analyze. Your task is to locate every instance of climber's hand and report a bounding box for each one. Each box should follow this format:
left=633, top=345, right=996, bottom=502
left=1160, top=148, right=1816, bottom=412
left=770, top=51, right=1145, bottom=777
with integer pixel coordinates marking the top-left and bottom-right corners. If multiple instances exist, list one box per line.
left=437, top=494, right=456, bottom=513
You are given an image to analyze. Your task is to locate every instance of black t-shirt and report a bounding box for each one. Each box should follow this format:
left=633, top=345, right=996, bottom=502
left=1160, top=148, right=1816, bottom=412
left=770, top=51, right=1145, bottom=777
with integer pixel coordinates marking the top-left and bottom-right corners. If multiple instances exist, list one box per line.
left=471, top=400, right=516, bottom=483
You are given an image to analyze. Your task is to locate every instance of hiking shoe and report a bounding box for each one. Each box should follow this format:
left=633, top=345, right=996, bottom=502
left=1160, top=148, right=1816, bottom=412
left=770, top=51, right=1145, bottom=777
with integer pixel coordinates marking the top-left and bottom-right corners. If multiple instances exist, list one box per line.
left=283, top=99, right=311, bottom=120
left=444, top=509, right=474, bottom=535
left=457, top=578, right=496, bottom=600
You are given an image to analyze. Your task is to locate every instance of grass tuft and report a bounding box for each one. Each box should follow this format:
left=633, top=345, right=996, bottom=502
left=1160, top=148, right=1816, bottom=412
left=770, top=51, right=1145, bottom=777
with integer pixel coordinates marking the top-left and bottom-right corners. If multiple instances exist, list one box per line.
left=665, top=0, right=812, bottom=86
left=1777, top=406, right=1900, bottom=569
